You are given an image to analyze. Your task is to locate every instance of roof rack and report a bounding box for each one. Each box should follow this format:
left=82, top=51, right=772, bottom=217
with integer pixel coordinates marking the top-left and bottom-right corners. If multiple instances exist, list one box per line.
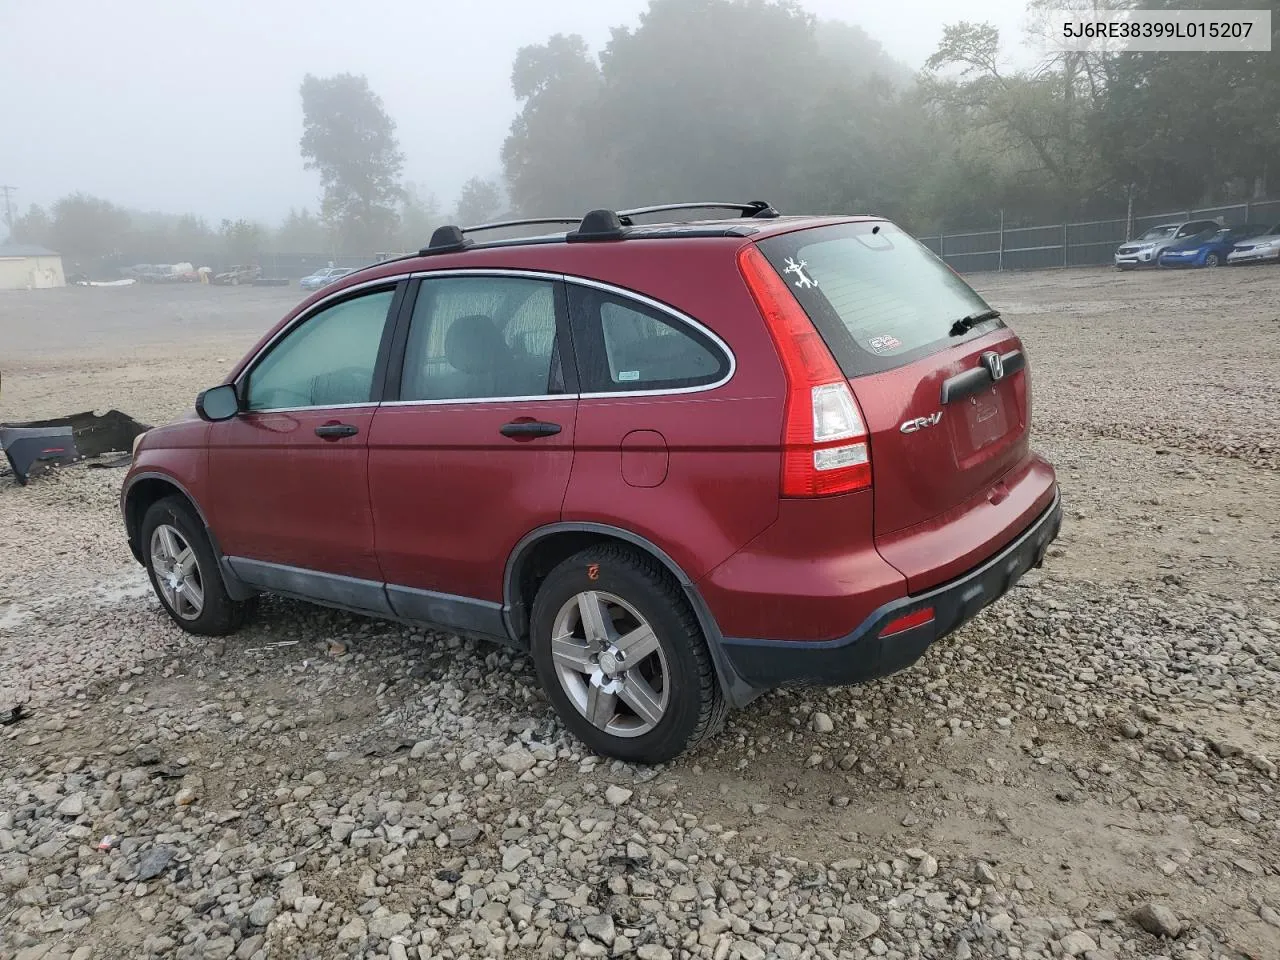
left=419, top=217, right=583, bottom=255
left=617, top=201, right=779, bottom=220
left=420, top=201, right=781, bottom=255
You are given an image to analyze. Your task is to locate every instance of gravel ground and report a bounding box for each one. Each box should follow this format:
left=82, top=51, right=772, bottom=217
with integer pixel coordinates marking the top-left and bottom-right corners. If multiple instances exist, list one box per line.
left=1, top=268, right=1278, bottom=960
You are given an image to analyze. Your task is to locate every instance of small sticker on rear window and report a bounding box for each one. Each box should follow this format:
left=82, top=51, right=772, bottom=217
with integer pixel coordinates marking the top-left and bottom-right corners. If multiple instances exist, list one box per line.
left=782, top=256, right=819, bottom=290
left=617, top=370, right=640, bottom=382
left=867, top=334, right=902, bottom=353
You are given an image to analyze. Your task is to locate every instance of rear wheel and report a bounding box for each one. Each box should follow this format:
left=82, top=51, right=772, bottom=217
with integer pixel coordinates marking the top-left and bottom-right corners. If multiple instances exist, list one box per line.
left=141, top=496, right=252, bottom=636
left=530, top=545, right=726, bottom=763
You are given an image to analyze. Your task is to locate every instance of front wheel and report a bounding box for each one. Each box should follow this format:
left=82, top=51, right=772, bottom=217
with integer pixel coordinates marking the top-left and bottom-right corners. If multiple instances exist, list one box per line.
left=529, top=545, right=726, bottom=763
left=1204, top=252, right=1220, bottom=267
left=141, top=496, right=252, bottom=636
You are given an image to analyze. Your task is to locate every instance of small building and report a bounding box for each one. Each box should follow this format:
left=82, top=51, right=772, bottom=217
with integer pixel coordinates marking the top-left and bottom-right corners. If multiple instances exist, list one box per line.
left=0, top=244, right=66, bottom=290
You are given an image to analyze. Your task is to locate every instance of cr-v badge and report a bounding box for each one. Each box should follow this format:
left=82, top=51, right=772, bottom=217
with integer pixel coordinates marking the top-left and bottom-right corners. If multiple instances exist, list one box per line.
left=900, top=412, right=943, bottom=434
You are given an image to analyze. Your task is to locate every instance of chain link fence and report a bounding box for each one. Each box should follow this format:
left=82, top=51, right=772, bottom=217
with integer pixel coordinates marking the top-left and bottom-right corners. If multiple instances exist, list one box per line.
left=917, top=198, right=1280, bottom=272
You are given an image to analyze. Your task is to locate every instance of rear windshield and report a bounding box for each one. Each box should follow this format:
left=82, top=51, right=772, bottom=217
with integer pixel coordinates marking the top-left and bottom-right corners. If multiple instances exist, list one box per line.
left=756, top=221, right=998, bottom=376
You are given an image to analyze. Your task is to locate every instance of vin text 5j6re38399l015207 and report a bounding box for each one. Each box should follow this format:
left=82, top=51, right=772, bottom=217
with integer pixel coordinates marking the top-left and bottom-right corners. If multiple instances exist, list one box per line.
left=120, top=202, right=1062, bottom=763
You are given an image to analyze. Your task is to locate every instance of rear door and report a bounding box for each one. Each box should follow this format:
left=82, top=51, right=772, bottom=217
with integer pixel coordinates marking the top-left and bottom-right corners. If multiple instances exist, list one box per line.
left=367, top=272, right=577, bottom=631
left=756, top=222, right=1034, bottom=540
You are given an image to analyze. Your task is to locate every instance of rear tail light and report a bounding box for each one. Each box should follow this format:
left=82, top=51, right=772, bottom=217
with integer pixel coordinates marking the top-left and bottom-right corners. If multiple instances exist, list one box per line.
left=737, top=245, right=872, bottom=497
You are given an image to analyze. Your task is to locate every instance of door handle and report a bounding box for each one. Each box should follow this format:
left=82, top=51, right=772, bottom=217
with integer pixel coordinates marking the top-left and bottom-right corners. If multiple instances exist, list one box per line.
left=500, top=420, right=562, bottom=439
left=315, top=423, right=359, bottom=440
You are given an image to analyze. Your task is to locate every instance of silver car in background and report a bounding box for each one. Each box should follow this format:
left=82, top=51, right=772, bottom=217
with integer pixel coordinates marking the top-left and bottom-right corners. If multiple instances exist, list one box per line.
left=1114, top=219, right=1220, bottom=270
left=299, top=267, right=355, bottom=291
left=1226, top=223, right=1280, bottom=264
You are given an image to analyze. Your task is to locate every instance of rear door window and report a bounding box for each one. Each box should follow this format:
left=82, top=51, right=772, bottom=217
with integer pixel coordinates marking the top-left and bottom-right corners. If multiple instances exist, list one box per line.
left=398, top=275, right=567, bottom=401
left=567, top=285, right=729, bottom=393
left=756, top=221, right=998, bottom=377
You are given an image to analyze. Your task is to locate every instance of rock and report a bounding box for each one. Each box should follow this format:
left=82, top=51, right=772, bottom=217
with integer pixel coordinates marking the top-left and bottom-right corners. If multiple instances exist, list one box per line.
left=734, top=941, right=766, bottom=960
left=503, top=846, right=531, bottom=871
left=974, top=861, right=997, bottom=884
left=1060, top=931, right=1097, bottom=956
left=843, top=904, right=881, bottom=941
left=635, top=946, right=672, bottom=960
left=134, top=744, right=162, bottom=765
left=604, top=786, right=633, bottom=807
left=1257, top=904, right=1280, bottom=928
left=136, top=845, right=177, bottom=881
left=583, top=913, right=616, bottom=945
left=496, top=747, right=536, bottom=774
left=917, top=854, right=939, bottom=878
left=699, top=909, right=731, bottom=936
left=337, top=917, right=367, bottom=941
left=1131, top=902, right=1182, bottom=938
left=248, top=897, right=277, bottom=927
left=56, top=794, right=84, bottom=817
left=368, top=911, right=413, bottom=938
left=812, top=712, right=834, bottom=733
left=389, top=944, right=409, bottom=960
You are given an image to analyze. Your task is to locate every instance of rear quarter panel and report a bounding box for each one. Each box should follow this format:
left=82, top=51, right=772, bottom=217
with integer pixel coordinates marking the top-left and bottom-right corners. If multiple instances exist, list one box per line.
left=556, top=240, right=787, bottom=581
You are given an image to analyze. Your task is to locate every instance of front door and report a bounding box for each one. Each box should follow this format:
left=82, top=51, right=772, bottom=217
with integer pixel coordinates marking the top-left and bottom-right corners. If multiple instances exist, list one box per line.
left=207, top=283, right=402, bottom=610
left=368, top=273, right=577, bottom=636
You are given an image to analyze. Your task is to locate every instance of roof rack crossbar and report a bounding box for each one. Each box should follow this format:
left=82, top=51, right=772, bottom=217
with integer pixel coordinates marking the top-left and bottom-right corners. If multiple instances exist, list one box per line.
left=616, top=201, right=778, bottom=219
left=461, top=217, right=582, bottom=235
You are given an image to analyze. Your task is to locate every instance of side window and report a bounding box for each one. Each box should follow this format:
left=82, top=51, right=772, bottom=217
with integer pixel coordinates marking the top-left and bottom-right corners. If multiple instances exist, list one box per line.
left=567, top=285, right=729, bottom=393
left=245, top=288, right=394, bottom=411
left=400, top=275, right=561, bottom=401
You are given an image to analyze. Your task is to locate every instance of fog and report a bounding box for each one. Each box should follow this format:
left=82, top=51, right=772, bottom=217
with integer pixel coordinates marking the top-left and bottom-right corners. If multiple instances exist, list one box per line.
left=1, top=0, right=1029, bottom=220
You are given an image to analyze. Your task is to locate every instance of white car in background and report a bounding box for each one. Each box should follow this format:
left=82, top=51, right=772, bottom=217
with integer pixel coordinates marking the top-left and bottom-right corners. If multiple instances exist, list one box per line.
left=1226, top=224, right=1280, bottom=264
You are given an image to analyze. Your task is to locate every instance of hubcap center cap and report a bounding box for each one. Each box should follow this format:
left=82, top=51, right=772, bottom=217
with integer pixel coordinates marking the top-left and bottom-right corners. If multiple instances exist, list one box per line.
left=597, top=650, right=621, bottom=675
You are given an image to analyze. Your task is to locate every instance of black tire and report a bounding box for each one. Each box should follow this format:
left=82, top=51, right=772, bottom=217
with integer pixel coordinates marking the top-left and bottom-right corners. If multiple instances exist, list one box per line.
left=530, top=544, right=727, bottom=763
left=140, top=496, right=251, bottom=636
left=1204, top=252, right=1220, bottom=267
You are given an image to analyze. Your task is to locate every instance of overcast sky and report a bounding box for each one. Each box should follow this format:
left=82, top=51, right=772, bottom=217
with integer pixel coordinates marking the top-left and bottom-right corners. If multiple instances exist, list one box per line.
left=2, top=0, right=1032, bottom=224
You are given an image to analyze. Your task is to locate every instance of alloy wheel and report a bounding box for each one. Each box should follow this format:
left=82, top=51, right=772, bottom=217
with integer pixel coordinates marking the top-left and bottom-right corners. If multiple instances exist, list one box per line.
left=550, top=590, right=669, bottom=738
left=150, top=523, right=205, bottom=621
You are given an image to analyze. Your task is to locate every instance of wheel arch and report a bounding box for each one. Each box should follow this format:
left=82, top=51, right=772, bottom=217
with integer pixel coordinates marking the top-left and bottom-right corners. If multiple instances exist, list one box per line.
left=122, top=472, right=256, bottom=601
left=503, top=522, right=760, bottom=707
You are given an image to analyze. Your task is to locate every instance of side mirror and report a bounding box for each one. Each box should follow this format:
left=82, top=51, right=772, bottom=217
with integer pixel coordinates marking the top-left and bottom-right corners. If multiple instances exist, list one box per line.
left=195, top=384, right=240, bottom=422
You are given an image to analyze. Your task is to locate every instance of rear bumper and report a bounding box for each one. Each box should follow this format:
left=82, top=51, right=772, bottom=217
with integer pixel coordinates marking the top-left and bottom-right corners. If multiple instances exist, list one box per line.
left=719, top=487, right=1062, bottom=690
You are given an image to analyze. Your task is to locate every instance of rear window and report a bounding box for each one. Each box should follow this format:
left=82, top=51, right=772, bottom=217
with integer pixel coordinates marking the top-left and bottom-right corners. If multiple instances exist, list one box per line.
left=756, top=221, right=998, bottom=376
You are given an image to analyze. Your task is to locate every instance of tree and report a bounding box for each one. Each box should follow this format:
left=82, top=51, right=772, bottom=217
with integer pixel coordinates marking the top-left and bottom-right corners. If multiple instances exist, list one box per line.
left=299, top=73, right=405, bottom=255
left=274, top=208, right=330, bottom=253
left=502, top=33, right=612, bottom=215
left=1090, top=0, right=1279, bottom=205
left=398, top=184, right=442, bottom=250
left=595, top=0, right=818, bottom=204
left=49, top=193, right=131, bottom=260
left=11, top=204, right=52, bottom=247
left=921, top=21, right=1108, bottom=219
left=220, top=218, right=266, bottom=263
left=455, top=177, right=503, bottom=225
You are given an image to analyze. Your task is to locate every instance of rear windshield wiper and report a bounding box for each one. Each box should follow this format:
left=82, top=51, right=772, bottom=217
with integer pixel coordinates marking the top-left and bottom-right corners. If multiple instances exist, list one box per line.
left=949, top=309, right=1001, bottom=337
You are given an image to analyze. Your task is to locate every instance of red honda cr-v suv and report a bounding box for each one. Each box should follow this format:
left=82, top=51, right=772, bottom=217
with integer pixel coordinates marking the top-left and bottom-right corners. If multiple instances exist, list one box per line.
left=122, top=202, right=1061, bottom=763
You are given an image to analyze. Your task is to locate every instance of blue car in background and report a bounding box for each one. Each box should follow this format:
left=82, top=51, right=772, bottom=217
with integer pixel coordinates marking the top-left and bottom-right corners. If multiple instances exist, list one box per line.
left=1158, top=223, right=1270, bottom=268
